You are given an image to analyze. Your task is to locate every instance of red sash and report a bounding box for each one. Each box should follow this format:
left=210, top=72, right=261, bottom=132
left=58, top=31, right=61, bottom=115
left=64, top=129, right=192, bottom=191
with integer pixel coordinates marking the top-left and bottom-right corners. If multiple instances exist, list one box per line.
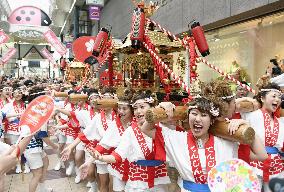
left=13, top=101, right=25, bottom=114
left=70, top=103, right=76, bottom=111
left=68, top=113, right=80, bottom=129
left=260, top=109, right=280, bottom=182
left=261, top=109, right=279, bottom=146
left=132, top=122, right=156, bottom=188
left=79, top=103, right=88, bottom=111
left=115, top=116, right=125, bottom=136
left=132, top=121, right=153, bottom=159
left=187, top=133, right=216, bottom=184
left=100, top=110, right=109, bottom=131
left=112, top=110, right=117, bottom=121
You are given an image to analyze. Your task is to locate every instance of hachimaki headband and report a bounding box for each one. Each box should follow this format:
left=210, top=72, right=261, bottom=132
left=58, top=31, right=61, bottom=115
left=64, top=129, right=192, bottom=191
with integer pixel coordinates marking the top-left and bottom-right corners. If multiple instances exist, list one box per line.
left=131, top=96, right=155, bottom=107
left=88, top=93, right=100, bottom=100
left=260, top=88, right=282, bottom=94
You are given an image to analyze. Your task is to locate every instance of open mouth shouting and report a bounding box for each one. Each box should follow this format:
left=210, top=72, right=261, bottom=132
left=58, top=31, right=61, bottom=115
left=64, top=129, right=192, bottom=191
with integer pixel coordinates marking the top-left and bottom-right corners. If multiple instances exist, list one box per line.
left=192, top=123, right=203, bottom=134
left=271, top=103, right=279, bottom=111
left=136, top=114, right=144, bottom=121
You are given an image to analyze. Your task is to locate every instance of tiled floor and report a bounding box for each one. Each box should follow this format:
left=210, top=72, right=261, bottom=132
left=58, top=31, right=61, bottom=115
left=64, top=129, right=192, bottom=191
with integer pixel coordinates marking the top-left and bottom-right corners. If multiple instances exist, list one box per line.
left=3, top=147, right=90, bottom=192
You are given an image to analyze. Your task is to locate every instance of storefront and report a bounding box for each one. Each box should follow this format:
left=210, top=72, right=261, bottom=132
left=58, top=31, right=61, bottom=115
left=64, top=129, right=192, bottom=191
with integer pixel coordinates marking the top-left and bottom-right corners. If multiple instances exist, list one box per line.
left=197, top=11, right=284, bottom=88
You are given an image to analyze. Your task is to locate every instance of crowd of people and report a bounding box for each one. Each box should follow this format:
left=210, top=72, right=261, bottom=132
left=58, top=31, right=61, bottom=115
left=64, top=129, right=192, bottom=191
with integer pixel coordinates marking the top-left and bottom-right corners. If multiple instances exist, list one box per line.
left=0, top=71, right=283, bottom=192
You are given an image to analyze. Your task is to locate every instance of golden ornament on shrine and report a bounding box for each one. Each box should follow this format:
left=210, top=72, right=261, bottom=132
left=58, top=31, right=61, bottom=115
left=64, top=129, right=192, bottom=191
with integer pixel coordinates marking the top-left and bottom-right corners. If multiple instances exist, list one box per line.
left=191, top=65, right=197, bottom=71
left=162, top=78, right=170, bottom=85
left=131, top=0, right=160, bottom=17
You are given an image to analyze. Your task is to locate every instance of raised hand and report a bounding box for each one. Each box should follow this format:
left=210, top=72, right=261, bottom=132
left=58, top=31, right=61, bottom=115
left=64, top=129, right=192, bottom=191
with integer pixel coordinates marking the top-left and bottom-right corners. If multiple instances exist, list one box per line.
left=227, top=119, right=248, bottom=135
left=60, top=146, right=73, bottom=161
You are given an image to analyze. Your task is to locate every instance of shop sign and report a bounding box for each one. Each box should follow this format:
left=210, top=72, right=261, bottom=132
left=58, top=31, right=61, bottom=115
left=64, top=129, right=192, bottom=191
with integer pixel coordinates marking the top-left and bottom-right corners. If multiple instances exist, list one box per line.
left=86, top=0, right=104, bottom=6
left=66, top=42, right=72, bottom=49
left=0, top=48, right=17, bottom=65
left=89, top=6, right=101, bottom=20
left=0, top=30, right=9, bottom=45
left=41, top=47, right=56, bottom=65
left=43, top=29, right=67, bottom=56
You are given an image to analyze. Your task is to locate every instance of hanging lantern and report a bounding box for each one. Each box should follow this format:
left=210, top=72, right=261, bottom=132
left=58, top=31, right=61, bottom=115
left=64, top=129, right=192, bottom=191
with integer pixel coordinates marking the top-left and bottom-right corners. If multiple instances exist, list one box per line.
left=60, top=58, right=67, bottom=70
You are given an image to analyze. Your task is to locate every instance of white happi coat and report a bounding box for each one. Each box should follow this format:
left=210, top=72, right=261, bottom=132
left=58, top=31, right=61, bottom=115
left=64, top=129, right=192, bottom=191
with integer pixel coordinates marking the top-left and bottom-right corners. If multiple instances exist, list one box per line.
left=83, top=111, right=114, bottom=141
left=154, top=124, right=239, bottom=191
left=99, top=118, right=128, bottom=180
left=241, top=109, right=284, bottom=178
left=112, top=125, right=170, bottom=190
left=70, top=107, right=93, bottom=130
left=83, top=111, right=115, bottom=164
left=2, top=102, right=25, bottom=135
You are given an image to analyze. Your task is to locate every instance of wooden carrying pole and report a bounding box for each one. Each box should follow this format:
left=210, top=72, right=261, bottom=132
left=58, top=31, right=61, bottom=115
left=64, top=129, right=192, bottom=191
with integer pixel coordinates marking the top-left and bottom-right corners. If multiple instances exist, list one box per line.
left=209, top=120, right=255, bottom=145
left=54, top=92, right=68, bottom=97
left=69, top=94, right=88, bottom=102
left=93, top=99, right=118, bottom=109
left=145, top=105, right=255, bottom=144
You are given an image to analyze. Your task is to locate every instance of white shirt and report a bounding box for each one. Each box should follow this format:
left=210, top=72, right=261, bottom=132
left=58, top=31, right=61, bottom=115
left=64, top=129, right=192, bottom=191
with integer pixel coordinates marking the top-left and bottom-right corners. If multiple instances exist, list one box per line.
left=155, top=124, right=238, bottom=190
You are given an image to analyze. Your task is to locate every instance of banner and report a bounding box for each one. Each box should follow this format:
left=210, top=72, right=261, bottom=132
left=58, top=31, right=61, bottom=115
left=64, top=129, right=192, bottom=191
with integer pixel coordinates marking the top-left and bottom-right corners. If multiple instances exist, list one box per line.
left=19, top=95, right=54, bottom=136
left=0, top=48, right=17, bottom=65
left=41, top=47, right=56, bottom=65
left=0, top=30, right=10, bottom=45
left=89, top=6, right=100, bottom=20
left=43, top=29, right=67, bottom=56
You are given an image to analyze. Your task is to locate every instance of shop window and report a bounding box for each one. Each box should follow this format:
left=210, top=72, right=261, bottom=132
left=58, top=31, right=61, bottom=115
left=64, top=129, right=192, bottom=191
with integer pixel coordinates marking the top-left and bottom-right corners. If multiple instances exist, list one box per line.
left=28, top=61, right=40, bottom=68
left=198, top=12, right=284, bottom=88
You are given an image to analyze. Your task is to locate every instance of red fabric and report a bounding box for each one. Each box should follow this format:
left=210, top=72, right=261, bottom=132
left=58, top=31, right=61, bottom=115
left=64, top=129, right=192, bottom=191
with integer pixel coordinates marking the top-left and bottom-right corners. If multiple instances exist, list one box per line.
left=233, top=112, right=251, bottom=164
left=263, top=155, right=272, bottom=182
left=59, top=118, right=67, bottom=125
left=100, top=110, right=109, bottom=131
left=95, top=144, right=109, bottom=154
left=187, top=133, right=215, bottom=184
left=275, top=107, right=280, bottom=118
left=70, top=111, right=77, bottom=121
left=78, top=132, right=91, bottom=145
left=132, top=121, right=153, bottom=159
left=2, top=120, right=8, bottom=132
left=115, top=116, right=125, bottom=136
left=78, top=133, right=98, bottom=149
left=112, top=110, right=117, bottom=121
left=13, top=101, right=25, bottom=114
left=238, top=144, right=251, bottom=163
left=176, top=125, right=185, bottom=132
left=261, top=109, right=279, bottom=146
left=6, top=122, right=19, bottom=133
left=131, top=123, right=167, bottom=188
left=127, top=162, right=168, bottom=188
left=66, top=111, right=81, bottom=138
left=110, top=160, right=130, bottom=181
left=231, top=112, right=241, bottom=119
left=249, top=109, right=283, bottom=182
left=232, top=112, right=251, bottom=162
left=154, top=126, right=166, bottom=162
left=111, top=151, right=123, bottom=163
